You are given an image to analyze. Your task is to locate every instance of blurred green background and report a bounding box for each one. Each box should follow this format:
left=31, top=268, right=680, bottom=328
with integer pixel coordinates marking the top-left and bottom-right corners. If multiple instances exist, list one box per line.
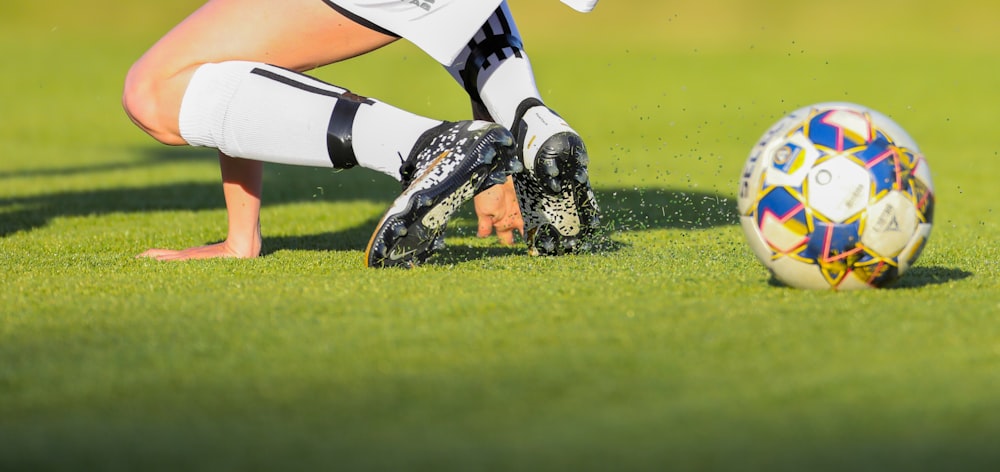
left=2, top=1, right=999, bottom=471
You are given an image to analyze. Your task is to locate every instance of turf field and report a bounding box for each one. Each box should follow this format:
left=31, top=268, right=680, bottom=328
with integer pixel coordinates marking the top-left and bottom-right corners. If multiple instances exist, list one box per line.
left=2, top=0, right=999, bottom=470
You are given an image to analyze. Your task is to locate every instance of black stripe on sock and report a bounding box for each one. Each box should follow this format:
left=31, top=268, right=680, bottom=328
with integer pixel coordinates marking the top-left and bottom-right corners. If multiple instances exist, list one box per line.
left=493, top=6, right=523, bottom=59
left=250, top=67, right=373, bottom=169
left=460, top=7, right=524, bottom=104
left=326, top=97, right=362, bottom=169
left=250, top=67, right=374, bottom=104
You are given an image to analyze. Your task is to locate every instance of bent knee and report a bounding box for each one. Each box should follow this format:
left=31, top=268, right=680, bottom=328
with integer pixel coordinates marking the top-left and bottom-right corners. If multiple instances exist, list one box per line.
left=122, top=63, right=189, bottom=145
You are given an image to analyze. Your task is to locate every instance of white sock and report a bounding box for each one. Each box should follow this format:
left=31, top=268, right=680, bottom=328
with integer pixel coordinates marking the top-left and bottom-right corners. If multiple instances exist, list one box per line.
left=516, top=104, right=577, bottom=172
left=478, top=58, right=542, bottom=129
left=179, top=61, right=438, bottom=179
left=445, top=2, right=579, bottom=166
left=445, top=2, right=541, bottom=129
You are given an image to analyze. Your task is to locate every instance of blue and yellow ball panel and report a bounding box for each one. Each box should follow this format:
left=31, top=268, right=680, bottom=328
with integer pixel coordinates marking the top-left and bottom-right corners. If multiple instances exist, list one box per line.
left=855, top=137, right=901, bottom=195
left=852, top=252, right=900, bottom=287
left=801, top=220, right=862, bottom=264
left=806, top=110, right=870, bottom=152
left=755, top=186, right=810, bottom=254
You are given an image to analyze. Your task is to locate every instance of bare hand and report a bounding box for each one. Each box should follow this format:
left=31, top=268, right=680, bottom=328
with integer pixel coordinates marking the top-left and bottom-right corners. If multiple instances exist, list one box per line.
left=473, top=176, right=524, bottom=245
left=138, top=154, right=264, bottom=262
left=137, top=239, right=260, bottom=261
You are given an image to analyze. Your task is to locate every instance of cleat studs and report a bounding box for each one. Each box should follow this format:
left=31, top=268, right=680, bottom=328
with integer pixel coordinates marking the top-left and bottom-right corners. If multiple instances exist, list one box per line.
left=510, top=159, right=524, bottom=174
left=574, top=167, right=589, bottom=183
left=497, top=132, right=514, bottom=146
left=488, top=170, right=508, bottom=186
left=415, top=195, right=433, bottom=208
left=431, top=236, right=446, bottom=251
left=562, top=238, right=578, bottom=252
left=546, top=178, right=561, bottom=194
left=392, top=225, right=408, bottom=238
left=539, top=238, right=556, bottom=253
left=481, top=146, right=496, bottom=165
left=541, top=158, right=560, bottom=177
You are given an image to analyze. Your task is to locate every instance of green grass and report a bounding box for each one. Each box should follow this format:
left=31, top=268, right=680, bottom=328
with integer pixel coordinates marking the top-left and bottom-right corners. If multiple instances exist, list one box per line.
left=2, top=0, right=1000, bottom=470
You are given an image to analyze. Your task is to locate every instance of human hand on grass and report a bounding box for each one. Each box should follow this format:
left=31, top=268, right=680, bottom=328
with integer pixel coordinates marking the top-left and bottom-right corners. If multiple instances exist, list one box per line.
left=473, top=176, right=523, bottom=246
left=137, top=238, right=261, bottom=261
left=138, top=154, right=264, bottom=261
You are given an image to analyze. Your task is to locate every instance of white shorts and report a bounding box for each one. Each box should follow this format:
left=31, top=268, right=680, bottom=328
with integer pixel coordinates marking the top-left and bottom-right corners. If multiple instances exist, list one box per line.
left=324, top=0, right=504, bottom=65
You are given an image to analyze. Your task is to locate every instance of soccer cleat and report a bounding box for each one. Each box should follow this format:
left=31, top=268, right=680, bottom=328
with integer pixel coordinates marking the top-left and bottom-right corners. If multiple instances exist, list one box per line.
left=365, top=121, right=518, bottom=268
left=511, top=98, right=601, bottom=256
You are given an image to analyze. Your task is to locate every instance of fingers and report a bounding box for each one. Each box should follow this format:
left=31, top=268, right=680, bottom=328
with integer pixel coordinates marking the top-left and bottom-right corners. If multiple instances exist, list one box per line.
left=487, top=218, right=516, bottom=246
left=137, top=248, right=193, bottom=261
left=476, top=211, right=523, bottom=246
left=135, top=242, right=245, bottom=261
left=495, top=227, right=516, bottom=246
left=498, top=211, right=525, bottom=245
left=136, top=248, right=174, bottom=259
left=477, top=215, right=495, bottom=239
left=473, top=178, right=525, bottom=246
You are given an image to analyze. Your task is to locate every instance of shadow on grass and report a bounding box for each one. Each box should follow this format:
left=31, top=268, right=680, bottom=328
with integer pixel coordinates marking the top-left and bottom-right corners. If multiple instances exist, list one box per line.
left=0, top=146, right=211, bottom=180
left=0, top=147, right=398, bottom=239
left=262, top=224, right=380, bottom=255
left=258, top=183, right=728, bottom=262
left=765, top=266, right=973, bottom=290
left=0, top=146, right=738, bottom=257
left=892, top=266, right=974, bottom=289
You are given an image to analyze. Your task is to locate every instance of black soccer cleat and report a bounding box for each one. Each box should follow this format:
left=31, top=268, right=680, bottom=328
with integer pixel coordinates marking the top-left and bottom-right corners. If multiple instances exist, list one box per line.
left=366, top=121, right=518, bottom=268
left=511, top=98, right=602, bottom=256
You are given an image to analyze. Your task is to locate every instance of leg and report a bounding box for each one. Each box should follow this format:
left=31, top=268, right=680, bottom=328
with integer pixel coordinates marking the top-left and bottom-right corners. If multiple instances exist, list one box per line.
left=123, top=0, right=399, bottom=145
left=446, top=2, right=602, bottom=255
left=126, top=0, right=397, bottom=260
left=125, top=0, right=519, bottom=267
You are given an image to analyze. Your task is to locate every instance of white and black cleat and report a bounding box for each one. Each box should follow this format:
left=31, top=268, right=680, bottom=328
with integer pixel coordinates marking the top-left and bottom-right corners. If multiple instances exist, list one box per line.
left=511, top=98, right=602, bottom=256
left=366, top=121, right=517, bottom=268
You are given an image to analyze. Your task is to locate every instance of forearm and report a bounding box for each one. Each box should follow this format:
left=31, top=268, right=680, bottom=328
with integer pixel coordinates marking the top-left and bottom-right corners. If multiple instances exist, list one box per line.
left=219, top=152, right=263, bottom=257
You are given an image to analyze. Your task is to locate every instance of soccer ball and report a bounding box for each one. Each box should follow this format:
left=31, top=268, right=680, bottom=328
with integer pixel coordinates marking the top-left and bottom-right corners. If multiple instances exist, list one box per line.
left=737, top=102, right=935, bottom=290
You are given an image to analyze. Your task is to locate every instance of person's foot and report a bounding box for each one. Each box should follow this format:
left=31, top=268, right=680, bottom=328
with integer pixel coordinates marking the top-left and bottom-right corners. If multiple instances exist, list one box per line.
left=366, top=121, right=518, bottom=268
left=511, top=98, right=601, bottom=255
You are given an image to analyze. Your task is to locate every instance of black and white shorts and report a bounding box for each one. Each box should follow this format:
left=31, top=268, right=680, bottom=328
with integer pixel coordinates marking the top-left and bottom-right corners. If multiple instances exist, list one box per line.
left=323, top=0, right=504, bottom=65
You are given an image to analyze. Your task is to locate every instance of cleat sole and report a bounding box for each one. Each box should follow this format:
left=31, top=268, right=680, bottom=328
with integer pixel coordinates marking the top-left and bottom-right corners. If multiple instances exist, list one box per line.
left=366, top=122, right=518, bottom=268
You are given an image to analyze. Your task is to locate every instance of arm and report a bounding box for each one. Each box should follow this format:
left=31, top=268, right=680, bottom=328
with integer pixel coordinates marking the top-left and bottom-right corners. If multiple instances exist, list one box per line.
left=138, top=152, right=263, bottom=260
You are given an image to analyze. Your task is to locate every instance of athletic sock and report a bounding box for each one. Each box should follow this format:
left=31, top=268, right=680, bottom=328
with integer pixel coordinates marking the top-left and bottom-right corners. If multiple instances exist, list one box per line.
left=179, top=61, right=439, bottom=179
left=445, top=2, right=540, bottom=129
left=445, top=3, right=578, bottom=163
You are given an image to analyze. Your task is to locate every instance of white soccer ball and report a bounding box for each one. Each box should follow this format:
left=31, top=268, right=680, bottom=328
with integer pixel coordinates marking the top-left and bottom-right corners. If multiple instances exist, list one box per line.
left=737, top=102, right=935, bottom=290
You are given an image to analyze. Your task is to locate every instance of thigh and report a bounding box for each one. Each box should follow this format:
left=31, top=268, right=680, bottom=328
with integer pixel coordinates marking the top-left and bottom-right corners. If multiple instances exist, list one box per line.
left=328, top=0, right=503, bottom=64
left=136, top=0, right=398, bottom=76
left=125, top=0, right=398, bottom=143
